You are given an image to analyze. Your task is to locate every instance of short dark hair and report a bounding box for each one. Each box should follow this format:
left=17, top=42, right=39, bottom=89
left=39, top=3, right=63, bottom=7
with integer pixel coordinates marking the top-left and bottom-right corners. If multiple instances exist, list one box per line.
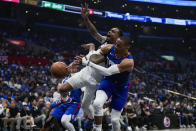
left=114, top=27, right=123, bottom=37
left=119, top=36, right=133, bottom=46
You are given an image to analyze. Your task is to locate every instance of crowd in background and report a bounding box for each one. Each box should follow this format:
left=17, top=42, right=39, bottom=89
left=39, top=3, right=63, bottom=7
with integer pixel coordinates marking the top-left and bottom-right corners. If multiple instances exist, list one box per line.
left=0, top=28, right=196, bottom=131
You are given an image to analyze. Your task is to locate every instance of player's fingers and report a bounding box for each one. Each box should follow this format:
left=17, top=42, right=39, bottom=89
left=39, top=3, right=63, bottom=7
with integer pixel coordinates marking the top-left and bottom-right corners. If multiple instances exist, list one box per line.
left=80, top=55, right=85, bottom=58
left=85, top=3, right=88, bottom=9
left=83, top=3, right=87, bottom=10
left=75, top=56, right=82, bottom=61
left=81, top=3, right=84, bottom=8
left=81, top=44, right=87, bottom=48
left=81, top=4, right=85, bottom=12
left=77, top=55, right=83, bottom=59
left=74, top=59, right=80, bottom=64
left=87, top=3, right=88, bottom=9
left=84, top=3, right=88, bottom=11
left=75, top=61, right=81, bottom=66
left=66, top=65, right=72, bottom=70
left=74, top=57, right=80, bottom=61
left=74, top=55, right=81, bottom=59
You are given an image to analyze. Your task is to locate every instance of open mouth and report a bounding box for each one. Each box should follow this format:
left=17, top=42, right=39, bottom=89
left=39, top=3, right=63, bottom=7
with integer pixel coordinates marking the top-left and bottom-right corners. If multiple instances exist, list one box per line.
left=107, top=34, right=111, bottom=38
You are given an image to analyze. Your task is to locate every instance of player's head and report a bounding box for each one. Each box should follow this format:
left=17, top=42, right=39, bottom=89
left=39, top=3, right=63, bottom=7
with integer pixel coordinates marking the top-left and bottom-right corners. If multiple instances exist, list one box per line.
left=106, top=27, right=123, bottom=44
left=115, top=36, right=133, bottom=52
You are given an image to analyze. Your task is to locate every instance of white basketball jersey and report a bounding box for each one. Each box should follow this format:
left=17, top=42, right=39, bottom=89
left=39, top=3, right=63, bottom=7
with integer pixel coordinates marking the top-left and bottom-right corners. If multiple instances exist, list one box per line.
left=81, top=42, right=108, bottom=84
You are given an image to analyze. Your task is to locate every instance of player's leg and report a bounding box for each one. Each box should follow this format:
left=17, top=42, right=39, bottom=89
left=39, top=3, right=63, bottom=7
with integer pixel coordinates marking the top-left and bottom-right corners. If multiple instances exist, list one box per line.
left=45, top=104, right=66, bottom=128
left=61, top=103, right=80, bottom=131
left=81, top=86, right=97, bottom=120
left=43, top=103, right=70, bottom=131
left=61, top=114, right=75, bottom=131
left=58, top=82, right=74, bottom=97
left=59, top=71, right=85, bottom=95
left=110, top=109, right=122, bottom=131
left=41, top=115, right=59, bottom=131
left=93, top=90, right=109, bottom=131
left=110, top=83, right=129, bottom=131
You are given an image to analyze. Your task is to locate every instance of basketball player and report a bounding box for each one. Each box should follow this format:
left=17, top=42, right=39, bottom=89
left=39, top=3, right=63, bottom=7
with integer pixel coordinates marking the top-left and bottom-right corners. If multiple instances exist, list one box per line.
left=56, top=3, right=123, bottom=123
left=57, top=43, right=98, bottom=121
left=81, top=36, right=134, bottom=131
left=81, top=3, right=122, bottom=45
left=59, top=77, right=82, bottom=131
left=42, top=62, right=82, bottom=131
left=57, top=25, right=122, bottom=120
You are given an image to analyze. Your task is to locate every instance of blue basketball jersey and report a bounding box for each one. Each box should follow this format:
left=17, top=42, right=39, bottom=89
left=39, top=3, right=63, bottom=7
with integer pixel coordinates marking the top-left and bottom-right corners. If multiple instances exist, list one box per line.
left=50, top=99, right=62, bottom=108
left=106, top=45, right=133, bottom=84
left=62, top=77, right=82, bottom=103
left=50, top=77, right=81, bottom=122
left=97, top=45, right=133, bottom=111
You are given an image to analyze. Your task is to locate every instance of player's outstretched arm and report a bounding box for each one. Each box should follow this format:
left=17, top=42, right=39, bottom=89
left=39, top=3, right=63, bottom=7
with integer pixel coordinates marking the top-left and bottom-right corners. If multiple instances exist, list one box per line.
left=81, top=43, right=96, bottom=61
left=66, top=60, right=80, bottom=73
left=89, top=54, right=105, bottom=64
left=81, top=43, right=95, bottom=52
left=81, top=3, right=106, bottom=44
left=82, top=58, right=134, bottom=76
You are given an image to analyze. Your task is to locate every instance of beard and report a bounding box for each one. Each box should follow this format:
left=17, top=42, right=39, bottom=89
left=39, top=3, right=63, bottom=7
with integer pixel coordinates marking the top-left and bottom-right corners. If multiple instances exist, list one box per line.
left=106, top=37, right=116, bottom=44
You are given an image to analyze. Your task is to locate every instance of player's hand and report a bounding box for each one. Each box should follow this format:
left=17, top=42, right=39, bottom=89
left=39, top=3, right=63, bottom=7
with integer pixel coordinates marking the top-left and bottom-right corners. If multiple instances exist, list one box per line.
left=72, top=60, right=80, bottom=67
left=66, top=66, right=72, bottom=73
left=75, top=55, right=89, bottom=66
left=81, top=3, right=89, bottom=19
left=81, top=43, right=95, bottom=50
left=67, top=60, right=80, bottom=70
left=74, top=56, right=83, bottom=64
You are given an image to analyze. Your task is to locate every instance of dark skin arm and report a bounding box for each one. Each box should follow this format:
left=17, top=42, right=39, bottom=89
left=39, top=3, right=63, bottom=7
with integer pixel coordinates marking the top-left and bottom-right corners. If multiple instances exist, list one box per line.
left=81, top=3, right=106, bottom=44
left=81, top=43, right=95, bottom=52
left=90, top=54, right=105, bottom=64
left=90, top=44, right=113, bottom=64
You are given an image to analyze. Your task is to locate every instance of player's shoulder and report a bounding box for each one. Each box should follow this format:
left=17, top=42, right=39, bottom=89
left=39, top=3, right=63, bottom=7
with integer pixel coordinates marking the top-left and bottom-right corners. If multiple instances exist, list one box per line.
left=105, top=44, right=114, bottom=48
left=119, top=59, right=134, bottom=72
left=121, top=58, right=134, bottom=65
left=101, top=44, right=114, bottom=53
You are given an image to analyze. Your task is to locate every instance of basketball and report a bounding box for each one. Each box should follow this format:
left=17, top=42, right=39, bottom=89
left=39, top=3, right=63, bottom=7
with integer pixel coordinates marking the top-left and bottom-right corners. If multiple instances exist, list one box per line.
left=50, top=61, right=68, bottom=78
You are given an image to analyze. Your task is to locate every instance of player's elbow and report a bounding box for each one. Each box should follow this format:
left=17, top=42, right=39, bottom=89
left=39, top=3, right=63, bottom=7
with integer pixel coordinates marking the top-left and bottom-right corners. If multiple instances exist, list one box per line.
left=91, top=58, right=98, bottom=64
left=104, top=71, right=112, bottom=76
left=90, top=54, right=102, bottom=64
left=99, top=69, right=113, bottom=76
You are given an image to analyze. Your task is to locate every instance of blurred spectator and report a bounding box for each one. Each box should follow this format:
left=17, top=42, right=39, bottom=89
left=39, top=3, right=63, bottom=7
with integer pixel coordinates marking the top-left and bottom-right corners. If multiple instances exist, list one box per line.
left=181, top=103, right=194, bottom=128
left=2, top=100, right=20, bottom=131
left=16, top=102, right=35, bottom=130
left=30, top=99, right=46, bottom=128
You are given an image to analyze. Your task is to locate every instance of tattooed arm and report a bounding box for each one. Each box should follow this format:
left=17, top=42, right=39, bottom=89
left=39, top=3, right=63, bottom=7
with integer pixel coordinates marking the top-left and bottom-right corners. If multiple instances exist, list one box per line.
left=81, top=3, right=106, bottom=44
